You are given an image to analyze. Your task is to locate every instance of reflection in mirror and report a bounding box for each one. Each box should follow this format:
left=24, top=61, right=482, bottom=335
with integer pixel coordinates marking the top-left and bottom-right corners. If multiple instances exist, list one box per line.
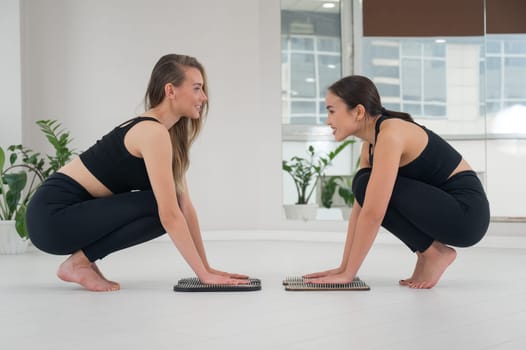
left=355, top=1, right=492, bottom=219
left=484, top=33, right=526, bottom=218
left=282, top=0, right=526, bottom=220
left=485, top=34, right=526, bottom=135
left=281, top=0, right=341, bottom=125
left=281, top=1, right=355, bottom=221
left=360, top=36, right=486, bottom=136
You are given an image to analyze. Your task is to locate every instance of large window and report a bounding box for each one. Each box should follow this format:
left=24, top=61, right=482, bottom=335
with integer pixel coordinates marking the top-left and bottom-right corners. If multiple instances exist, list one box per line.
left=485, top=35, right=526, bottom=117
left=362, top=38, right=448, bottom=118
left=281, top=1, right=352, bottom=216
left=281, top=5, right=341, bottom=125
left=281, top=0, right=526, bottom=219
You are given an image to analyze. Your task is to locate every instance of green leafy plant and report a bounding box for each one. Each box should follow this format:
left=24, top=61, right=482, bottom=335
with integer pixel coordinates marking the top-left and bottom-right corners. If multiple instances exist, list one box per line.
left=336, top=156, right=361, bottom=208
left=282, top=140, right=354, bottom=205
left=319, top=155, right=361, bottom=209
left=0, top=120, right=75, bottom=238
left=337, top=177, right=355, bottom=207
left=36, top=120, right=75, bottom=177
left=0, top=146, right=43, bottom=238
left=320, top=175, right=342, bottom=208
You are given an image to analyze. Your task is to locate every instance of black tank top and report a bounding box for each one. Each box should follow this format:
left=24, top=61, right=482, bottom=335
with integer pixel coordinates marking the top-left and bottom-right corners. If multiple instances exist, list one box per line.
left=79, top=116, right=160, bottom=193
left=369, top=116, right=462, bottom=186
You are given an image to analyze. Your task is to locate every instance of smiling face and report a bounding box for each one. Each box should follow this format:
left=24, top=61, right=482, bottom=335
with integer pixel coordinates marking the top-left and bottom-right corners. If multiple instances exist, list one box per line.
left=172, top=67, right=208, bottom=119
left=325, top=91, right=362, bottom=141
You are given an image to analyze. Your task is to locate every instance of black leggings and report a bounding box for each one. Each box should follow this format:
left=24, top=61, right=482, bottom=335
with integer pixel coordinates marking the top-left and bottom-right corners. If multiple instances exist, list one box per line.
left=352, top=169, right=490, bottom=252
left=26, top=173, right=166, bottom=262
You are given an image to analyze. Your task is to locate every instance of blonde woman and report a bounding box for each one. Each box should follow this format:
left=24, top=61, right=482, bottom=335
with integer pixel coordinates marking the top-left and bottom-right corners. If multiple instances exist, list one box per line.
left=26, top=54, right=248, bottom=291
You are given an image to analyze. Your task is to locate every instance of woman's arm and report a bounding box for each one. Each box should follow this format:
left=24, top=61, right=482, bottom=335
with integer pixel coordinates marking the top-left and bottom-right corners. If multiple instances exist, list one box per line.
left=339, top=200, right=362, bottom=269
left=303, top=200, right=362, bottom=279
left=131, top=122, right=244, bottom=284
left=303, top=143, right=369, bottom=278
left=338, top=143, right=371, bottom=269
left=178, top=177, right=248, bottom=279
left=177, top=176, right=210, bottom=268
left=307, top=129, right=403, bottom=283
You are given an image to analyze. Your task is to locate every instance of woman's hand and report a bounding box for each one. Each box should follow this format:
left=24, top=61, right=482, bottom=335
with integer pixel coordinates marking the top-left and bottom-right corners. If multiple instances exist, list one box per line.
left=302, top=267, right=344, bottom=279
left=304, top=273, right=356, bottom=284
left=207, top=267, right=250, bottom=280
left=198, top=272, right=249, bottom=285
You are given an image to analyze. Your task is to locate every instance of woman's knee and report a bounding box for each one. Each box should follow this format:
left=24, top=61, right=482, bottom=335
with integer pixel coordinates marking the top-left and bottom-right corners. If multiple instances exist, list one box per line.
left=448, top=229, right=487, bottom=248
left=352, top=168, right=371, bottom=206
left=29, top=233, right=76, bottom=255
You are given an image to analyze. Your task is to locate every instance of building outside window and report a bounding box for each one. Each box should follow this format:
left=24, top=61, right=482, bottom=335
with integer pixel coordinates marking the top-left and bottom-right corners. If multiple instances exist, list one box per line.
left=281, top=0, right=526, bottom=218
left=281, top=7, right=342, bottom=125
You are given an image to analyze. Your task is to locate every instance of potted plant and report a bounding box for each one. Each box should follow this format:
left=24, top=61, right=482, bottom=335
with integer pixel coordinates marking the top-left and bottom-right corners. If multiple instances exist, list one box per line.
left=0, top=120, right=75, bottom=254
left=320, top=175, right=342, bottom=209
left=282, top=139, right=353, bottom=220
left=0, top=146, right=31, bottom=253
left=317, top=155, right=361, bottom=220
left=337, top=177, right=355, bottom=220
left=337, top=156, right=360, bottom=220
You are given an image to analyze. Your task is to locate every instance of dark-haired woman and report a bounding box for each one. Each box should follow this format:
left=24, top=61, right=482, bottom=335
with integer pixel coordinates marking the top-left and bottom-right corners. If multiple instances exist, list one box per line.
left=26, top=54, right=249, bottom=291
left=304, top=75, right=489, bottom=289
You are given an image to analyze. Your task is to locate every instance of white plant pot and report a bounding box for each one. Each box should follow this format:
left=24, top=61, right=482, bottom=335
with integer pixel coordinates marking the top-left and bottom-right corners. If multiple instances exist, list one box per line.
left=340, top=207, right=352, bottom=220
left=283, top=204, right=318, bottom=221
left=0, top=220, right=29, bottom=254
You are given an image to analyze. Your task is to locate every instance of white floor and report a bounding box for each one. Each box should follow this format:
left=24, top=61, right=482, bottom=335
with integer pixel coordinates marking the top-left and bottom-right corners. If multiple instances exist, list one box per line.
left=2, top=230, right=526, bottom=350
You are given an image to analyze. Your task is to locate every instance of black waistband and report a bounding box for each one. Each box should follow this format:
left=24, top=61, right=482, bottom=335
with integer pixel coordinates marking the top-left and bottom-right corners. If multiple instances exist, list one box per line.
left=43, top=172, right=94, bottom=199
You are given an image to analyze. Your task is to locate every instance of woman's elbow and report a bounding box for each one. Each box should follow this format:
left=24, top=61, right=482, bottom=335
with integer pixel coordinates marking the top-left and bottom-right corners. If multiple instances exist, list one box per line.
left=360, top=207, right=385, bottom=226
left=159, top=208, right=184, bottom=229
left=177, top=194, right=193, bottom=212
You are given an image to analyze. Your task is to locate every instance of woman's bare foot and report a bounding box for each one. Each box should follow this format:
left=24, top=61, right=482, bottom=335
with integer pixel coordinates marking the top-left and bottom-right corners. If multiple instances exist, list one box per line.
left=409, top=241, right=457, bottom=289
left=57, top=251, right=120, bottom=292
left=399, top=252, right=424, bottom=286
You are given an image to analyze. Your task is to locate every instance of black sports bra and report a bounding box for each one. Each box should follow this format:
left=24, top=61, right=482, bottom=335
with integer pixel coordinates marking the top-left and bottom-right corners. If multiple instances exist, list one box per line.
left=79, top=116, right=160, bottom=193
left=369, top=116, right=462, bottom=186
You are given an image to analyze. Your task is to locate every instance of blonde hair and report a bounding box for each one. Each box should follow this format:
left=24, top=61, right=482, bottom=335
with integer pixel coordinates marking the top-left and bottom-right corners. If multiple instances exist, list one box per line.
left=144, top=54, right=208, bottom=193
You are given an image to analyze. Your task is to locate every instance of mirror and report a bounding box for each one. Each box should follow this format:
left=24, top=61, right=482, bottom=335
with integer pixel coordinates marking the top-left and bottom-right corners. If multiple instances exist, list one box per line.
left=281, top=0, right=526, bottom=220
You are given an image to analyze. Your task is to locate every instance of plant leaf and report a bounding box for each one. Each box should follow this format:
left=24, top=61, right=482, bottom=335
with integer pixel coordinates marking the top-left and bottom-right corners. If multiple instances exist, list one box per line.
left=15, top=205, right=28, bottom=239
left=0, top=147, right=5, bottom=172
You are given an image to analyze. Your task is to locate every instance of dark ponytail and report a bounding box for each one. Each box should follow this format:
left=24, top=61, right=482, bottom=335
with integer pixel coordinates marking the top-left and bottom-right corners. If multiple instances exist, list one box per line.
left=328, top=75, right=413, bottom=122
left=381, top=107, right=413, bottom=122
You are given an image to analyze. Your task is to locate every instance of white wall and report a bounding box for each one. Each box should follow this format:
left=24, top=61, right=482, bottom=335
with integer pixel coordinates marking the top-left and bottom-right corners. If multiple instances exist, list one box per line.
left=13, top=0, right=523, bottom=232
left=0, top=0, right=22, bottom=148
left=19, top=0, right=306, bottom=231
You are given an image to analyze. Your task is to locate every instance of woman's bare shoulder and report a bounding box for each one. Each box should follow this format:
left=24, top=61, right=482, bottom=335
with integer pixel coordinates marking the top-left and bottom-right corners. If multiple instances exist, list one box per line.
left=125, top=120, right=170, bottom=156
left=380, top=118, right=425, bottom=143
left=380, top=119, right=428, bottom=165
